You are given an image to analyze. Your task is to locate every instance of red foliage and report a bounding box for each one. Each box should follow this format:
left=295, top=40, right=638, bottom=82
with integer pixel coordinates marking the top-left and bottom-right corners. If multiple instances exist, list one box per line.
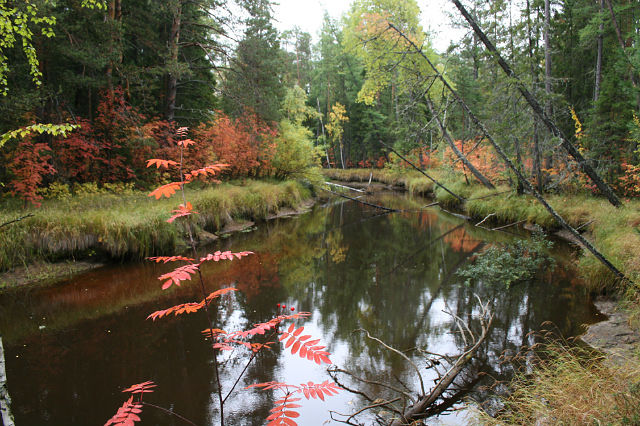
left=157, top=263, right=200, bottom=290
left=147, top=288, right=238, bottom=320
left=7, top=136, right=56, bottom=207
left=105, top=381, right=155, bottom=426
left=247, top=380, right=341, bottom=425
left=104, top=396, right=143, bottom=426
left=266, top=394, right=302, bottom=426
left=167, top=202, right=196, bottom=223
left=279, top=323, right=332, bottom=365
left=191, top=111, right=277, bottom=177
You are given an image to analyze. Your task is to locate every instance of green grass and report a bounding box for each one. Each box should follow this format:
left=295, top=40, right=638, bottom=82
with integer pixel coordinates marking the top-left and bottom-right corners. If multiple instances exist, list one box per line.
left=0, top=180, right=311, bottom=271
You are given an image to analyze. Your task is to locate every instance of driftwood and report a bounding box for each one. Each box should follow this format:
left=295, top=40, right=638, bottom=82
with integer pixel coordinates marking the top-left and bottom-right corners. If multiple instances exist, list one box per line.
left=386, top=22, right=633, bottom=286
left=449, top=0, right=622, bottom=208
left=324, top=181, right=366, bottom=193
left=0, top=337, right=15, bottom=426
left=426, top=99, right=495, bottom=190
left=329, top=296, right=493, bottom=425
left=379, top=140, right=466, bottom=204
left=322, top=188, right=398, bottom=212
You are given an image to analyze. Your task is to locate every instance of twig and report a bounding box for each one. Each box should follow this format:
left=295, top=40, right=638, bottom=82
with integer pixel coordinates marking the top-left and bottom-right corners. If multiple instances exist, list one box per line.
left=475, top=213, right=495, bottom=227
left=142, top=402, right=198, bottom=426
left=355, top=329, right=425, bottom=397
left=0, top=213, right=34, bottom=230
left=492, top=220, right=526, bottom=231
left=575, top=219, right=594, bottom=231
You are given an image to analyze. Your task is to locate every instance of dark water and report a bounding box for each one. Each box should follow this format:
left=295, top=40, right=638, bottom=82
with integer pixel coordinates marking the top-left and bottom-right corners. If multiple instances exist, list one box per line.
left=0, top=194, right=598, bottom=425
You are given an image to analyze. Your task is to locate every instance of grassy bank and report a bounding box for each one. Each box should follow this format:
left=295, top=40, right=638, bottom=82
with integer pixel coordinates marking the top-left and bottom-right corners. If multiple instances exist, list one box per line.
left=324, top=168, right=640, bottom=294
left=0, top=179, right=312, bottom=272
left=326, top=167, right=640, bottom=424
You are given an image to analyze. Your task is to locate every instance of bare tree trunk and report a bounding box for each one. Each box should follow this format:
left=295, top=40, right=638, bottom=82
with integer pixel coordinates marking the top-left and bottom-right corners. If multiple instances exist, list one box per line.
left=427, top=99, right=495, bottom=189
left=0, top=337, right=14, bottom=426
left=448, top=0, right=623, bottom=207
left=317, top=98, right=330, bottom=168
left=166, top=0, right=183, bottom=121
left=526, top=0, right=544, bottom=193
left=106, top=0, right=122, bottom=98
left=594, top=0, right=604, bottom=102
left=604, top=0, right=640, bottom=108
left=543, top=0, right=554, bottom=173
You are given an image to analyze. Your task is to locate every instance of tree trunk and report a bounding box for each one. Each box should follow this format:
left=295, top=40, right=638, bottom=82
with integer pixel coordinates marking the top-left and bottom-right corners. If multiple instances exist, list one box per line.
left=0, top=337, right=14, bottom=426
left=387, top=21, right=631, bottom=283
left=594, top=0, right=604, bottom=102
left=526, top=0, right=544, bottom=193
left=448, top=0, right=623, bottom=207
left=604, top=0, right=640, bottom=108
left=166, top=0, right=183, bottom=121
left=106, top=0, right=122, bottom=98
left=427, top=99, right=495, bottom=189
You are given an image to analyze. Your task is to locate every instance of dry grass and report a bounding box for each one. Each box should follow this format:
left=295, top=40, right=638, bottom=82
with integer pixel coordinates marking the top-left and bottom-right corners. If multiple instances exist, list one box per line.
left=473, top=342, right=640, bottom=425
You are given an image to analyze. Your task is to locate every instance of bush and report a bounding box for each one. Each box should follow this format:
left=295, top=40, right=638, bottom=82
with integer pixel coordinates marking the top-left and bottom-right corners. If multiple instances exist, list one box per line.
left=456, top=229, right=555, bottom=288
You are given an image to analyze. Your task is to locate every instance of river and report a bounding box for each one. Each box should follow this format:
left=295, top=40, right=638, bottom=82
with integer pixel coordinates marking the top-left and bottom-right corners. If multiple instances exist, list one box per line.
left=0, top=192, right=599, bottom=425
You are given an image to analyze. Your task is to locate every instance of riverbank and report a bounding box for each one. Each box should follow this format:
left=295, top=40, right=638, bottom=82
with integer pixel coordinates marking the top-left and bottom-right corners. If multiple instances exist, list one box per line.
left=325, top=167, right=640, bottom=424
left=0, top=179, right=313, bottom=283
left=323, top=168, right=640, bottom=294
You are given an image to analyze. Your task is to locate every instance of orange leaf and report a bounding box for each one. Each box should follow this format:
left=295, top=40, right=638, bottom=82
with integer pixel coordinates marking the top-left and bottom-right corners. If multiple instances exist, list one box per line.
left=146, top=159, right=178, bottom=169
left=148, top=182, right=182, bottom=199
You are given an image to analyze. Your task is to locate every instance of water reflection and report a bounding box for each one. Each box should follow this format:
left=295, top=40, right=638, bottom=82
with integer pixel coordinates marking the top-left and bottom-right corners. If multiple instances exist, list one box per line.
left=0, top=193, right=597, bottom=425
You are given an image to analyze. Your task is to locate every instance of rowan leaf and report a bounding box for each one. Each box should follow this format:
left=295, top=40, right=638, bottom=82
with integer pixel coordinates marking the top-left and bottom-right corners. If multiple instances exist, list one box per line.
left=148, top=182, right=182, bottom=199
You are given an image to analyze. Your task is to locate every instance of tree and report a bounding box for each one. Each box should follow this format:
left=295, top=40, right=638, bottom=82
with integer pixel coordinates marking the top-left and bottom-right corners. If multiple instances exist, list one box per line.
left=222, top=0, right=284, bottom=123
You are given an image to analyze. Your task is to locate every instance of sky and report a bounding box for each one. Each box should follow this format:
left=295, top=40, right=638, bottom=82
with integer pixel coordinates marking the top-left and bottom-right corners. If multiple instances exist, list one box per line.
left=271, top=0, right=467, bottom=53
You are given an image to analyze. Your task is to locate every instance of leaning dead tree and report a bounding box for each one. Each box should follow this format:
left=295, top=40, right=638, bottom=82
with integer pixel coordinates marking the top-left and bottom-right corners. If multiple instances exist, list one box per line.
left=385, top=23, right=633, bottom=286
left=329, top=296, right=493, bottom=425
left=450, top=0, right=622, bottom=208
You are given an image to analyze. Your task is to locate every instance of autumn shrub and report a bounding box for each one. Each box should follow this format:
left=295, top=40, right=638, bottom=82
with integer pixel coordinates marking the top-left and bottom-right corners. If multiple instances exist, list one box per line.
left=192, top=111, right=276, bottom=178
left=5, top=135, right=56, bottom=207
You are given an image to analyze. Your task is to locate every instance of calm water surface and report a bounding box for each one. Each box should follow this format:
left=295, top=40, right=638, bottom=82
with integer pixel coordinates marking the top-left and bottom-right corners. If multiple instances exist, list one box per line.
left=0, top=193, right=598, bottom=425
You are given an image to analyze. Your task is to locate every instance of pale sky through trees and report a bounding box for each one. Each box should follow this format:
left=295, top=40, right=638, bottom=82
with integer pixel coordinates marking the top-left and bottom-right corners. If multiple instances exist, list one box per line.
left=272, top=0, right=466, bottom=52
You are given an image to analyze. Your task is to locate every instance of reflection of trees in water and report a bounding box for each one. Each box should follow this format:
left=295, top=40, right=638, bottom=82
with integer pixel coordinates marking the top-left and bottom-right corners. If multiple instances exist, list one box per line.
left=0, top=198, right=598, bottom=425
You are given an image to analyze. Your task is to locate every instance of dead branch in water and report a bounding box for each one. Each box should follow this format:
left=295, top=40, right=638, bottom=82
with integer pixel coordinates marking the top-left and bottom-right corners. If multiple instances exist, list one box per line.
left=329, top=296, right=493, bottom=425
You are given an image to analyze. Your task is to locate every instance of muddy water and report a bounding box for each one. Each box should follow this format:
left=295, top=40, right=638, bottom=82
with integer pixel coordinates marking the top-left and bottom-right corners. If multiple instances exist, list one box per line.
left=0, top=193, right=598, bottom=425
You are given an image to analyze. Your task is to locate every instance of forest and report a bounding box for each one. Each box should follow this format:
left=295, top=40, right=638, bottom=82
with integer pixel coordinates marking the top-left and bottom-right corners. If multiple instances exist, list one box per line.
left=1, top=0, right=640, bottom=425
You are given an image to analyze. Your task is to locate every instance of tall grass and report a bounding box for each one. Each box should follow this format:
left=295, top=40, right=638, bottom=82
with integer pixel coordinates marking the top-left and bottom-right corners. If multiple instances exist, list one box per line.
left=473, top=341, right=640, bottom=425
left=0, top=180, right=311, bottom=271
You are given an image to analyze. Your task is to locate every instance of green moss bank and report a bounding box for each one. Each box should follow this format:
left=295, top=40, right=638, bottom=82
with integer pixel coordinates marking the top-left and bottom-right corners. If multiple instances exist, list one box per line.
left=0, top=180, right=312, bottom=273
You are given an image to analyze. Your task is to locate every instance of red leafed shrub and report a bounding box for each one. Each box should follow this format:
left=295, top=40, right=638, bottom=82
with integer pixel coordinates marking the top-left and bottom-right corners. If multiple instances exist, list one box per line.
left=51, top=118, right=101, bottom=182
left=6, top=136, right=56, bottom=207
left=192, top=111, right=277, bottom=177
